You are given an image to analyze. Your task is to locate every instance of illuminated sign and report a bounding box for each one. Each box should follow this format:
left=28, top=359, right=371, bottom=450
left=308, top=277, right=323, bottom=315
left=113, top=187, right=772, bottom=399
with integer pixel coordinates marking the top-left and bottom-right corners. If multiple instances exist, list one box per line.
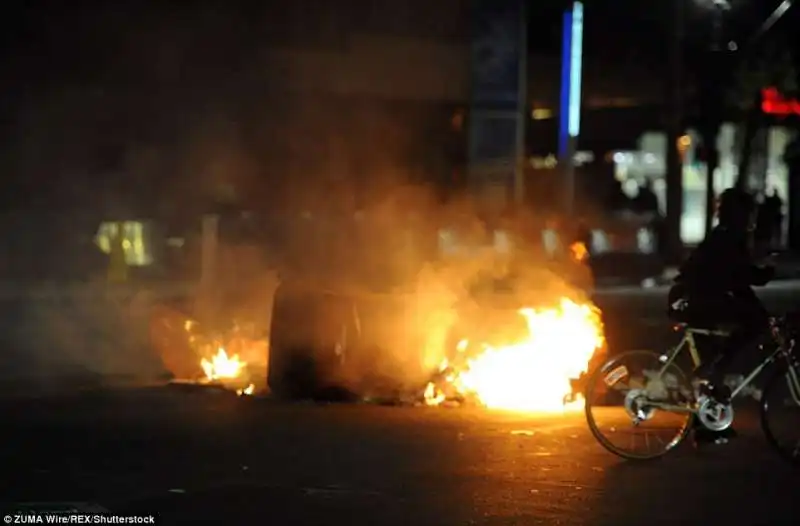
left=558, top=2, right=584, bottom=157
left=569, top=3, right=583, bottom=137
left=761, top=87, right=800, bottom=116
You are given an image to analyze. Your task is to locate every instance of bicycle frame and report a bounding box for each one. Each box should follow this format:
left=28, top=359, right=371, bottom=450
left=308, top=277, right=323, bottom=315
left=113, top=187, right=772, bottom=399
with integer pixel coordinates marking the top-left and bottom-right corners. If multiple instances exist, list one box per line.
left=650, top=323, right=800, bottom=412
left=588, top=317, right=800, bottom=462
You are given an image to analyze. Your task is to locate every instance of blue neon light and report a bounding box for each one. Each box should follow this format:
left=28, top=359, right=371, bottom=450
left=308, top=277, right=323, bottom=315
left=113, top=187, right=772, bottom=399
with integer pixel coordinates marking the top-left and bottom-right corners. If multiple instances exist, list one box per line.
left=558, top=9, right=573, bottom=157
left=558, top=2, right=584, bottom=157
left=569, top=2, right=583, bottom=138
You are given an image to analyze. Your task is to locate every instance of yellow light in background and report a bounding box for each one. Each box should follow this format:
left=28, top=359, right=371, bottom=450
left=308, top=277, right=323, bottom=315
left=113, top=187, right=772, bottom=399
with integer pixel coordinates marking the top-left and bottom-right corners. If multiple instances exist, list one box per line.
left=677, top=134, right=691, bottom=162
left=531, top=108, right=553, bottom=120
left=95, top=220, right=153, bottom=266
left=131, top=221, right=145, bottom=264
left=529, top=155, right=558, bottom=169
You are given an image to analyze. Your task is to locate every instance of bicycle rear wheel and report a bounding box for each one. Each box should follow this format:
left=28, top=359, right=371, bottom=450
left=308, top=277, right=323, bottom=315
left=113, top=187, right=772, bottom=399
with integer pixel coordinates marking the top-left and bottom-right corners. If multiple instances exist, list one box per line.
left=585, top=350, right=694, bottom=460
left=760, top=366, right=800, bottom=467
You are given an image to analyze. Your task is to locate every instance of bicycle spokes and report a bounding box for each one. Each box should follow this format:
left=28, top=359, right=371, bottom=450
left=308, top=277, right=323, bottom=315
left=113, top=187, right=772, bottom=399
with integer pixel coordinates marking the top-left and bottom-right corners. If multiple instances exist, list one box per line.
left=586, top=350, right=694, bottom=460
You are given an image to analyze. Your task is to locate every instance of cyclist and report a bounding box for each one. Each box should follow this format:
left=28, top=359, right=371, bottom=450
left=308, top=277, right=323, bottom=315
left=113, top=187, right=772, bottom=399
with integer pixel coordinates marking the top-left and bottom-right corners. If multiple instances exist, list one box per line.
left=667, top=188, right=775, bottom=442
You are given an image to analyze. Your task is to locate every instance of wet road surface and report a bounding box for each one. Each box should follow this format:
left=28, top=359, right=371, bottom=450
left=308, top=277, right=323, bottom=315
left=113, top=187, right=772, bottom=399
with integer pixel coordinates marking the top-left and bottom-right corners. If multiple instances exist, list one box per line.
left=1, top=389, right=798, bottom=526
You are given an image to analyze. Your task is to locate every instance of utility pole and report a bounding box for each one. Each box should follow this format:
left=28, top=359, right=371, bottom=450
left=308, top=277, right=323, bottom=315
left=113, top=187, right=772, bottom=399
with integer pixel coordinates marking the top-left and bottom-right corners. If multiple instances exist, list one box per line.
left=559, top=2, right=584, bottom=216
left=665, top=0, right=685, bottom=263
left=513, top=0, right=528, bottom=208
left=734, top=90, right=763, bottom=191
left=702, top=4, right=728, bottom=237
left=785, top=136, right=800, bottom=250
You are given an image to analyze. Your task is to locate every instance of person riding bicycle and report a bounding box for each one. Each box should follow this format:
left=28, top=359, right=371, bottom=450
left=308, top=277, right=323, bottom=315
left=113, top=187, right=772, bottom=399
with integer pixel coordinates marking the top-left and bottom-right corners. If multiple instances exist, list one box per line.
left=668, top=188, right=775, bottom=441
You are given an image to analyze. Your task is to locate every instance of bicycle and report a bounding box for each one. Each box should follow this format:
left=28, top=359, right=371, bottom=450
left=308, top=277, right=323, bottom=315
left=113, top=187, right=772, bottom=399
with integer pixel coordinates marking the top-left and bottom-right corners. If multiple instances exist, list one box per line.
left=584, top=314, right=800, bottom=463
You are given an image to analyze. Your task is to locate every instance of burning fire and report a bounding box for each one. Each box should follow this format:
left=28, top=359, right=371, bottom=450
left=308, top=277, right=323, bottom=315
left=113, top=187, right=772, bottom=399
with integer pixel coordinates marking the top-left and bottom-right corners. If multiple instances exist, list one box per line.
left=181, top=319, right=261, bottom=396
left=570, top=241, right=588, bottom=262
left=425, top=298, right=603, bottom=412
left=200, top=347, right=254, bottom=396
left=237, top=384, right=255, bottom=396
left=201, top=347, right=245, bottom=380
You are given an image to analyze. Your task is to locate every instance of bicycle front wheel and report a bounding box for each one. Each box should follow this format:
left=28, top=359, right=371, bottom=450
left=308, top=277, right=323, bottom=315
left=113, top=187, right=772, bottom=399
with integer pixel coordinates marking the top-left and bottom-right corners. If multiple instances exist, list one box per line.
left=760, top=366, right=800, bottom=467
left=585, top=350, right=694, bottom=460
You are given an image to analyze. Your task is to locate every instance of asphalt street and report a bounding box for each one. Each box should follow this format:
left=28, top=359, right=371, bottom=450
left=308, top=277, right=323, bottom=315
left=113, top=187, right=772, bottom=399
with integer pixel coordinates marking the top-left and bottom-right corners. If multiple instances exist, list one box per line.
left=0, top=282, right=797, bottom=525
left=1, top=389, right=798, bottom=526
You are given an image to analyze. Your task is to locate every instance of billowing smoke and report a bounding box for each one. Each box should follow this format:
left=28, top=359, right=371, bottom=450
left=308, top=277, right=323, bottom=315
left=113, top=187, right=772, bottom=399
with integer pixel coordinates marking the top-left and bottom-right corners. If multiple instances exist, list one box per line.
left=0, top=1, right=593, bottom=397
left=260, top=184, right=593, bottom=399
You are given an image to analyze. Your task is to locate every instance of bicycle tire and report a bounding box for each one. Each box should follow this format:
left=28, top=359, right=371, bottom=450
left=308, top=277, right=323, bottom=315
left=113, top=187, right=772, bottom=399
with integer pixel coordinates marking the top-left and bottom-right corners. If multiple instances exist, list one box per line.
left=585, top=349, right=693, bottom=460
left=760, top=365, right=800, bottom=468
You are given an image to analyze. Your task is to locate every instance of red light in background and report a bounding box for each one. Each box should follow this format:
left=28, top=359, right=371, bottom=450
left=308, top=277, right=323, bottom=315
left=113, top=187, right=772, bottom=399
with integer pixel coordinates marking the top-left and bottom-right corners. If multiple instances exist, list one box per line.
left=761, top=87, right=800, bottom=116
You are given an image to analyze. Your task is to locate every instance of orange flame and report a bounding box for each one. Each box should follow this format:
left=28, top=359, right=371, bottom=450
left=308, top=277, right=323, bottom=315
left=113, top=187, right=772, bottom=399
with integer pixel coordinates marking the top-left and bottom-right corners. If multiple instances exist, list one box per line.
left=425, top=298, right=603, bottom=412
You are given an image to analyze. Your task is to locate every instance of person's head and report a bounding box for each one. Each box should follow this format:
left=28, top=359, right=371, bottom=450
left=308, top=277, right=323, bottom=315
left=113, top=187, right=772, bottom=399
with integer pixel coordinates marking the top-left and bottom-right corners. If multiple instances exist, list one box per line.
left=717, top=188, right=756, bottom=232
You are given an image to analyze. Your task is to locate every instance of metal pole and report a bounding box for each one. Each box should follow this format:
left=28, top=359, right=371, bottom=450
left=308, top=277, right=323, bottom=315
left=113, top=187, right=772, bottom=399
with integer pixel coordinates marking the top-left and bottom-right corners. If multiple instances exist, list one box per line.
left=564, top=139, right=576, bottom=215
left=786, top=137, right=800, bottom=250
left=559, top=4, right=574, bottom=215
left=703, top=6, right=725, bottom=236
left=734, top=0, right=794, bottom=190
left=513, top=0, right=528, bottom=207
left=745, top=0, right=793, bottom=48
left=665, top=0, right=684, bottom=262
left=710, top=5, right=723, bottom=51
left=559, top=2, right=583, bottom=216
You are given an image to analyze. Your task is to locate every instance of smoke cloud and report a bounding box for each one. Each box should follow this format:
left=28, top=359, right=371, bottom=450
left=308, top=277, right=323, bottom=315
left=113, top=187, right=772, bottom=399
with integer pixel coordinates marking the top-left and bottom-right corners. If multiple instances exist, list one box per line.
left=0, top=2, right=592, bottom=397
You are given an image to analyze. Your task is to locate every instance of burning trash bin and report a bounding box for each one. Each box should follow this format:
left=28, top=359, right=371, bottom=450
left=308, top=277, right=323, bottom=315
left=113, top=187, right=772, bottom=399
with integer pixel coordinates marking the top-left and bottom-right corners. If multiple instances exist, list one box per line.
left=267, top=283, right=361, bottom=400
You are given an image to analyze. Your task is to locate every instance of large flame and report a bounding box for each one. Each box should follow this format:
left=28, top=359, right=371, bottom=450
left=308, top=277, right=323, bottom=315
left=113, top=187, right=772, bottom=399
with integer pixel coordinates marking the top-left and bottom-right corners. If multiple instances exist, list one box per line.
left=184, top=319, right=258, bottom=396
left=200, top=347, right=254, bottom=396
left=201, top=347, right=245, bottom=380
left=425, top=298, right=604, bottom=412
